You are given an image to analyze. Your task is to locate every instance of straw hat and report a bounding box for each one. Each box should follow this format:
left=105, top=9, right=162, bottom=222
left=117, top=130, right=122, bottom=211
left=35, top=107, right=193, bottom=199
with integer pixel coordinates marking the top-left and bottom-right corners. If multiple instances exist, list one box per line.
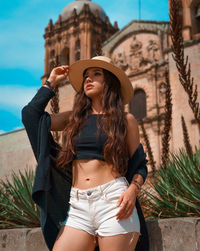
left=68, top=56, right=133, bottom=105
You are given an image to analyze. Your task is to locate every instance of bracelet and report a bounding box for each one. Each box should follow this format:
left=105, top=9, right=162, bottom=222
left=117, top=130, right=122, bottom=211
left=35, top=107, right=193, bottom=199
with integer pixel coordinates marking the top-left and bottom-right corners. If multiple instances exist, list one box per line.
left=45, top=80, right=54, bottom=90
left=42, top=80, right=55, bottom=92
left=131, top=180, right=142, bottom=191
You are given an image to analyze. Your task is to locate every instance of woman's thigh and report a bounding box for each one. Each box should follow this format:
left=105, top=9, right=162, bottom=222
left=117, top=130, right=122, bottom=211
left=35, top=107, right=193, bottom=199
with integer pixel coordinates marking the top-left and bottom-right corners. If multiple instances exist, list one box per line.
left=53, top=225, right=96, bottom=251
left=98, top=232, right=140, bottom=251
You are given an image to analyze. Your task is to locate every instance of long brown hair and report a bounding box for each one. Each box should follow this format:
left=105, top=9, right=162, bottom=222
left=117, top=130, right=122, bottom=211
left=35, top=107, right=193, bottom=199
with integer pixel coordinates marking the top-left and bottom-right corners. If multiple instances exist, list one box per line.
left=56, top=69, right=129, bottom=175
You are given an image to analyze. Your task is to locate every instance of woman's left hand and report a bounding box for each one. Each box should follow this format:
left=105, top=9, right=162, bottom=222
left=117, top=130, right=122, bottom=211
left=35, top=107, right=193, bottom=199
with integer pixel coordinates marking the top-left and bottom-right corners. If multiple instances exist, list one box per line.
left=115, top=186, right=137, bottom=220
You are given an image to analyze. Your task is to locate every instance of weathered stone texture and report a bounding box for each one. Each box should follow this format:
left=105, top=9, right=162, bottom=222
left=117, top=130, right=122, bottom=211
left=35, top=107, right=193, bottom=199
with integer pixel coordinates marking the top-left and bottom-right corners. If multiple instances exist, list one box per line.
left=196, top=220, right=200, bottom=251
left=0, top=228, right=48, bottom=251
left=0, top=218, right=200, bottom=251
left=0, top=228, right=28, bottom=251
left=147, top=217, right=200, bottom=251
left=0, top=129, right=36, bottom=179
left=26, top=228, right=48, bottom=251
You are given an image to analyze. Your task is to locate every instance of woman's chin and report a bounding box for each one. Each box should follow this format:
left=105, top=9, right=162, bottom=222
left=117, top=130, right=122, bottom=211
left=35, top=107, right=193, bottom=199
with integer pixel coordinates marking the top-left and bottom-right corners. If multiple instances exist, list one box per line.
left=85, top=91, right=99, bottom=99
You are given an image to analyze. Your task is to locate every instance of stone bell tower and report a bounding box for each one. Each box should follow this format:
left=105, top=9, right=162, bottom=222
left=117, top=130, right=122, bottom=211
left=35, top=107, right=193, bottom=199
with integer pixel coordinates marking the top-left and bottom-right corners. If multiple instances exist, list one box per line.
left=41, top=0, right=119, bottom=84
left=169, top=0, right=200, bottom=41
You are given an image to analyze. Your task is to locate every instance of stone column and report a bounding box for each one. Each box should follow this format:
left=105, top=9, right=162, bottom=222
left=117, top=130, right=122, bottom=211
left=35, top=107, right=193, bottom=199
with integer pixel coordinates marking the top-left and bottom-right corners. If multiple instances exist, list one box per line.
left=182, top=0, right=192, bottom=41
left=80, top=22, right=85, bottom=59
left=86, top=22, right=92, bottom=58
left=69, top=28, right=75, bottom=64
left=44, top=41, right=49, bottom=77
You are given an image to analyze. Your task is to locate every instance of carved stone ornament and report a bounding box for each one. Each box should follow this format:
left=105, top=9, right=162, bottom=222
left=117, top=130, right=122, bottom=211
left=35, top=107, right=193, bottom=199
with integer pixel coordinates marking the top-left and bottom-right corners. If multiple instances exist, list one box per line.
left=158, top=82, right=167, bottom=104
left=113, top=50, right=128, bottom=71
left=147, top=40, right=160, bottom=62
left=130, top=35, right=142, bottom=54
left=129, top=35, right=143, bottom=73
left=159, top=82, right=167, bottom=94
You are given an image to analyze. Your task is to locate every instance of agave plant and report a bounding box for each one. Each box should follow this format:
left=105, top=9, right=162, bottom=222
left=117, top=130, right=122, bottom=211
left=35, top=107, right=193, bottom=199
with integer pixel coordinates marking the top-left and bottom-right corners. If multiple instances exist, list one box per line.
left=139, top=147, right=200, bottom=219
left=0, top=168, right=40, bottom=228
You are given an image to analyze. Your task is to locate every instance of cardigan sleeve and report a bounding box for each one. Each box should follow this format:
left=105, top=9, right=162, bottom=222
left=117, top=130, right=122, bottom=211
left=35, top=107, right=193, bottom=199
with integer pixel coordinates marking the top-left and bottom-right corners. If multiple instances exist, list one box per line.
left=21, top=87, right=73, bottom=251
left=21, top=86, right=55, bottom=160
left=125, top=144, right=148, bottom=184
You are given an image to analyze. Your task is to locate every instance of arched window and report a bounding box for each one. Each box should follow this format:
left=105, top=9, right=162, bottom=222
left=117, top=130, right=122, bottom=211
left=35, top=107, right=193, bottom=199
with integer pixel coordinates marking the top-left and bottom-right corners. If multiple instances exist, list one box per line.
left=50, top=49, right=55, bottom=59
left=92, top=38, right=102, bottom=57
left=60, top=47, right=69, bottom=65
left=75, top=39, right=80, bottom=61
left=49, top=50, right=56, bottom=73
left=130, top=89, right=147, bottom=121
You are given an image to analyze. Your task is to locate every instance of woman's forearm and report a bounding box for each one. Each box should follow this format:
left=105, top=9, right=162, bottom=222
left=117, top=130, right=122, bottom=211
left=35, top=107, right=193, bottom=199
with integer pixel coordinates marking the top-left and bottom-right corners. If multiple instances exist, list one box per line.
left=128, top=173, right=144, bottom=195
left=21, top=86, right=55, bottom=159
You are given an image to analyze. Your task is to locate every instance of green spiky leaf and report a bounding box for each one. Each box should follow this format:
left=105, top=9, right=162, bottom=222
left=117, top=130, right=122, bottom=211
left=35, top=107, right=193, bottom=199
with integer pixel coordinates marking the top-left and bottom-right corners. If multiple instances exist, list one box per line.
left=139, top=148, right=200, bottom=219
left=0, top=168, right=40, bottom=229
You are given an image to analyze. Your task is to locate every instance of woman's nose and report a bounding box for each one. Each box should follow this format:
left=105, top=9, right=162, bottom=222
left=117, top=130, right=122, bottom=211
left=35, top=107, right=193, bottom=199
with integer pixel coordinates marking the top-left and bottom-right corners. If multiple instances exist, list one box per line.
left=86, top=76, right=92, bottom=83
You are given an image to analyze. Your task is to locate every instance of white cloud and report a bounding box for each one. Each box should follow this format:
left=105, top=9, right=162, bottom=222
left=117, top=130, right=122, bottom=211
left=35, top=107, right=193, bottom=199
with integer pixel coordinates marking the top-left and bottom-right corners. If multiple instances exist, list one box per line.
left=0, top=130, right=6, bottom=135
left=13, top=126, right=24, bottom=131
left=0, top=85, right=38, bottom=108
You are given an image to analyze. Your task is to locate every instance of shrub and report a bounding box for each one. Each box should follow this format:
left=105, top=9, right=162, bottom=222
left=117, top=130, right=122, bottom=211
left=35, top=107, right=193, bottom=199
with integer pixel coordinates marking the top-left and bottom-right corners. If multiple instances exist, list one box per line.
left=0, top=168, right=40, bottom=228
left=140, top=148, right=200, bottom=219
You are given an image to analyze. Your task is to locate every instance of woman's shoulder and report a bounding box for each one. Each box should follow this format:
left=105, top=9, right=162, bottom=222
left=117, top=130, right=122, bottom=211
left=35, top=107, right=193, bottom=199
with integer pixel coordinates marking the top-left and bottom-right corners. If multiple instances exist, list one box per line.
left=125, top=113, right=140, bottom=156
left=125, top=112, right=139, bottom=136
left=125, top=112, right=138, bottom=125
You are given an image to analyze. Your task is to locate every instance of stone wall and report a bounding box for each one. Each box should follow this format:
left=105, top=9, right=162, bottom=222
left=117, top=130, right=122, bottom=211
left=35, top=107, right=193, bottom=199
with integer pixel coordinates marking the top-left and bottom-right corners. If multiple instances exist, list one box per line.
left=0, top=217, right=200, bottom=251
left=147, top=217, right=200, bottom=251
left=0, top=228, right=48, bottom=251
left=0, top=129, right=36, bottom=180
left=168, top=41, right=200, bottom=152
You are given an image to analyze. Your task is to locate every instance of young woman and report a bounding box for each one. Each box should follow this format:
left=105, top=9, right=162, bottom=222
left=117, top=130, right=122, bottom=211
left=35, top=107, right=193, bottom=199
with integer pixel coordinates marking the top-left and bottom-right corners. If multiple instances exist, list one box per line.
left=22, top=56, right=148, bottom=251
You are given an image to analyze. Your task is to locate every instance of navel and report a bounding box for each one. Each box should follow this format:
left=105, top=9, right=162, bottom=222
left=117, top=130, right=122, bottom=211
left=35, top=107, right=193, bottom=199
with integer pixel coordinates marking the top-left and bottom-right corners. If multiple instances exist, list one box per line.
left=85, top=178, right=90, bottom=181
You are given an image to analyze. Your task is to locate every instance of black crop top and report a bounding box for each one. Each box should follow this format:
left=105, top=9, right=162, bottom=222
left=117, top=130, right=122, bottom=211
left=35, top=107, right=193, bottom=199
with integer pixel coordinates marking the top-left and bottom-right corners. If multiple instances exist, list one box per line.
left=73, top=114, right=107, bottom=161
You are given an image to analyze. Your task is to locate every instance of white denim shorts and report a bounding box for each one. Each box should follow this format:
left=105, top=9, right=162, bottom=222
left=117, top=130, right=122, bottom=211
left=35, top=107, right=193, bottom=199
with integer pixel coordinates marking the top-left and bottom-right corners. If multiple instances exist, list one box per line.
left=61, top=177, right=140, bottom=237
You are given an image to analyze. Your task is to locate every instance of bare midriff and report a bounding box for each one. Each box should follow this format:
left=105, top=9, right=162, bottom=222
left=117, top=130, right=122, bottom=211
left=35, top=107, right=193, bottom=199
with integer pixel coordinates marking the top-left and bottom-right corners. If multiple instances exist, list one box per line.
left=72, top=159, right=121, bottom=189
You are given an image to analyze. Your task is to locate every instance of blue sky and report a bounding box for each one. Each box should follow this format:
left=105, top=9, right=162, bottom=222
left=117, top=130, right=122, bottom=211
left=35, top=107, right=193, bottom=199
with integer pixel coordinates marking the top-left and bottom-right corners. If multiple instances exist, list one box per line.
left=0, top=0, right=169, bottom=134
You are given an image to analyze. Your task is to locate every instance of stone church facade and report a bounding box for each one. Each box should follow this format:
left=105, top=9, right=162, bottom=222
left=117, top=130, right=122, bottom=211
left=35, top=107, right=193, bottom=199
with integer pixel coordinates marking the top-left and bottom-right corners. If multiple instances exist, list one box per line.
left=0, top=0, right=199, bottom=178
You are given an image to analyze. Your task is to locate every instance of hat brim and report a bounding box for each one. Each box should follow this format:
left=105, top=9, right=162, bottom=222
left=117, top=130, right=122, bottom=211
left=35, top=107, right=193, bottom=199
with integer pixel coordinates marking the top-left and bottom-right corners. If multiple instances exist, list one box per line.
left=68, top=59, right=133, bottom=105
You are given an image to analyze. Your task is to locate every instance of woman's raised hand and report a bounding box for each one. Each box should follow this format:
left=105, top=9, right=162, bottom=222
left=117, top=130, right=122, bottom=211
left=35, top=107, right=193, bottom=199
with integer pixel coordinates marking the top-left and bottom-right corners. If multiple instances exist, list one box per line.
left=47, top=65, right=69, bottom=88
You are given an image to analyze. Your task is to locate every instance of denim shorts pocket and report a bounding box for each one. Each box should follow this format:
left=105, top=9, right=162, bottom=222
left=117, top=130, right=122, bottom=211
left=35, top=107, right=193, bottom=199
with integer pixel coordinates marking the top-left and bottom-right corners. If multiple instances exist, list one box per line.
left=69, top=196, right=79, bottom=209
left=105, top=185, right=127, bottom=203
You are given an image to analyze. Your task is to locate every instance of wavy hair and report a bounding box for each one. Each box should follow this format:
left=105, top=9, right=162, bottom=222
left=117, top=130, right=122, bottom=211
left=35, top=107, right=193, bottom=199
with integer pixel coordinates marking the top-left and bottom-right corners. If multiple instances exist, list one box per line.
left=56, top=69, right=129, bottom=175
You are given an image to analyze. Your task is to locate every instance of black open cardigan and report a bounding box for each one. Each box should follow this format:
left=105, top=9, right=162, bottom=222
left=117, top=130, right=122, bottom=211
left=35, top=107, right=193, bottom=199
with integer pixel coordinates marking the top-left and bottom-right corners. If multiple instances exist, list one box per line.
left=22, top=87, right=149, bottom=251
